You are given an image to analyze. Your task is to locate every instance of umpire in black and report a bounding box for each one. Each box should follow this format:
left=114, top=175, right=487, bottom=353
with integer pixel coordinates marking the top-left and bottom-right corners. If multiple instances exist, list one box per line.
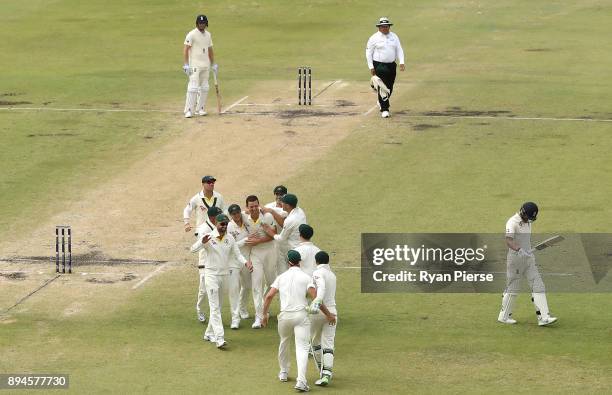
left=365, top=17, right=405, bottom=118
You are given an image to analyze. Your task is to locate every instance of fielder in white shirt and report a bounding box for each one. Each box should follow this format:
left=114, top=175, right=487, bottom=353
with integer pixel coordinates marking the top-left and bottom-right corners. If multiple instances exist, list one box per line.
left=498, top=202, right=558, bottom=326
left=264, top=185, right=289, bottom=275
left=293, top=224, right=321, bottom=276
left=308, top=251, right=338, bottom=387
left=183, top=175, right=225, bottom=234
left=191, top=214, right=253, bottom=348
left=263, top=193, right=307, bottom=272
left=243, top=195, right=277, bottom=329
left=365, top=17, right=405, bottom=118
left=262, top=250, right=336, bottom=392
left=227, top=204, right=252, bottom=326
left=182, top=14, right=217, bottom=118
left=192, top=206, right=222, bottom=323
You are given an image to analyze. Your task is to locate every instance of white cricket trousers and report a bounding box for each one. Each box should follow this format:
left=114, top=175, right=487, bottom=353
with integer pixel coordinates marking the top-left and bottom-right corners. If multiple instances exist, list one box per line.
left=196, top=268, right=207, bottom=315
left=251, top=246, right=277, bottom=320
left=204, top=272, right=227, bottom=341
left=310, top=308, right=337, bottom=377
left=278, top=310, right=310, bottom=384
left=239, top=264, right=252, bottom=314
left=227, top=267, right=242, bottom=321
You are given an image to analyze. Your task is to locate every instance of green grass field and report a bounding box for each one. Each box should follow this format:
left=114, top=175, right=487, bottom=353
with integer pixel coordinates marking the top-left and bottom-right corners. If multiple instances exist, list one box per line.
left=2, top=1, right=612, bottom=393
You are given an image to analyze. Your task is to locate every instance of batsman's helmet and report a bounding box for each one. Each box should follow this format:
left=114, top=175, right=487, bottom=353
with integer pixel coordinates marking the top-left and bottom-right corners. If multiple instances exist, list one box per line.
left=520, top=202, right=538, bottom=222
left=196, top=15, right=208, bottom=25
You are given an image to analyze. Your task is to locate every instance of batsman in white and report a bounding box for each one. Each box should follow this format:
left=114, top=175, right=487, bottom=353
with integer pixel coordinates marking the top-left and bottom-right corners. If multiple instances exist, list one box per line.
left=262, top=250, right=335, bottom=392
left=308, top=251, right=338, bottom=387
left=498, top=202, right=558, bottom=326
left=182, top=14, right=218, bottom=118
left=191, top=214, right=253, bottom=348
left=227, top=204, right=252, bottom=327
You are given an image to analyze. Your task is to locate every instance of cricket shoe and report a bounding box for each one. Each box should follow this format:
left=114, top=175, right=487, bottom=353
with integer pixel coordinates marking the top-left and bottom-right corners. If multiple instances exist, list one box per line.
left=198, top=312, right=207, bottom=323
left=252, top=318, right=263, bottom=329
left=203, top=334, right=216, bottom=343
left=294, top=381, right=310, bottom=392
left=278, top=371, right=288, bottom=382
left=381, top=111, right=390, bottom=118
left=196, top=109, right=207, bottom=116
left=315, top=375, right=330, bottom=386
left=538, top=315, right=558, bottom=326
left=239, top=310, right=250, bottom=319
left=216, top=339, right=227, bottom=349
left=498, top=317, right=517, bottom=324
left=185, top=110, right=193, bottom=118
left=230, top=319, right=240, bottom=330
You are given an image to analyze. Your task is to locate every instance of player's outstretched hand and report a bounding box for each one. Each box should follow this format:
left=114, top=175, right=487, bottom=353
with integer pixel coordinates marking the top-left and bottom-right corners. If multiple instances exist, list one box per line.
left=202, top=234, right=212, bottom=244
left=184, top=223, right=192, bottom=232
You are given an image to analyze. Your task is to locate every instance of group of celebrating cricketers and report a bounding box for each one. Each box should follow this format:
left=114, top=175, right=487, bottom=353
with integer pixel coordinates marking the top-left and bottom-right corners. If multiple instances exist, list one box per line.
left=183, top=176, right=337, bottom=391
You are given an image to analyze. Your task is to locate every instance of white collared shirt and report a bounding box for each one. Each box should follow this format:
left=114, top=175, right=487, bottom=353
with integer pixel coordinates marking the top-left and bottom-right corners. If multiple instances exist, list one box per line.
left=271, top=266, right=314, bottom=312
left=505, top=213, right=532, bottom=251
left=294, top=241, right=321, bottom=276
left=273, top=207, right=307, bottom=250
left=245, top=211, right=276, bottom=251
left=310, top=264, right=337, bottom=310
left=184, top=28, right=213, bottom=68
left=190, top=229, right=247, bottom=275
left=366, top=31, right=405, bottom=69
left=227, top=215, right=251, bottom=268
left=183, top=190, right=225, bottom=227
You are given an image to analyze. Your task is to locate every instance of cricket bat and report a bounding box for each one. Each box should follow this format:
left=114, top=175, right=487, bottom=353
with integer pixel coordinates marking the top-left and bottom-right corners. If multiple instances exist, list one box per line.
left=212, top=69, right=222, bottom=114
left=529, top=235, right=565, bottom=253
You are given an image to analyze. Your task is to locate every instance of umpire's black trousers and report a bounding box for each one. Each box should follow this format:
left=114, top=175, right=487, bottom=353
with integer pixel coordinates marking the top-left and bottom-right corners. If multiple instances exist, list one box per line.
left=373, top=60, right=397, bottom=112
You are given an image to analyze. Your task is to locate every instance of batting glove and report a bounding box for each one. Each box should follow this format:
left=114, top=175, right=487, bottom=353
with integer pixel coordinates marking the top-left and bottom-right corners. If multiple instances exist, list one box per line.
left=518, top=248, right=533, bottom=258
left=212, top=63, right=219, bottom=73
left=182, top=64, right=190, bottom=75
left=307, top=299, right=322, bottom=314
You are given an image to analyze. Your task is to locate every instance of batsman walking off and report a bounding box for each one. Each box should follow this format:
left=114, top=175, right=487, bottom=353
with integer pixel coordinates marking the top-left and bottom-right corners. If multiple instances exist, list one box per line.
left=365, top=17, right=405, bottom=118
left=182, top=14, right=218, bottom=118
left=498, top=202, right=558, bottom=326
left=309, top=251, right=338, bottom=387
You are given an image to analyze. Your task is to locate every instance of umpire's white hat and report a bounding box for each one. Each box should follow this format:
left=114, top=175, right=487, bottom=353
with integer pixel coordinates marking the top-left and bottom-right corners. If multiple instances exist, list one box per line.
left=376, top=17, right=393, bottom=26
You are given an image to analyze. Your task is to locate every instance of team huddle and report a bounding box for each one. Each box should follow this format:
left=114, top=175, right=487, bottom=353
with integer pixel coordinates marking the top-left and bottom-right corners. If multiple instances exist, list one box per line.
left=183, top=176, right=337, bottom=391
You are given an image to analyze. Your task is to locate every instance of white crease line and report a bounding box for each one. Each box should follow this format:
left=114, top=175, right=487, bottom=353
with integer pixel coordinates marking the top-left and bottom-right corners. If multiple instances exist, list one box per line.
left=364, top=104, right=378, bottom=116
left=221, top=96, right=248, bottom=114
left=3, top=106, right=610, bottom=123
left=132, top=262, right=170, bottom=289
left=236, top=103, right=328, bottom=107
